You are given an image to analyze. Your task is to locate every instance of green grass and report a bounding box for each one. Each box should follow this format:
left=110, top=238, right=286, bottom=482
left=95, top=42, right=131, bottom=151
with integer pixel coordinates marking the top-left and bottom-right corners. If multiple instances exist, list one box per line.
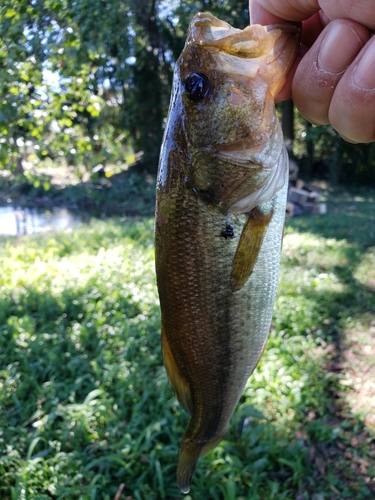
left=1, top=187, right=375, bottom=499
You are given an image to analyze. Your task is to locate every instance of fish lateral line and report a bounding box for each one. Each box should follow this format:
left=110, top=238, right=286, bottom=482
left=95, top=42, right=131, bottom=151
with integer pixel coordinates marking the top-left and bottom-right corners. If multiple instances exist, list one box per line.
left=230, top=206, right=274, bottom=291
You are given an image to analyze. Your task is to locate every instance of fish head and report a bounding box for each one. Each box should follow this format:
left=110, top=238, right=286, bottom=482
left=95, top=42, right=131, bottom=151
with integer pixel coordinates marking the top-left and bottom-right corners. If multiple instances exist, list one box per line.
left=178, top=13, right=299, bottom=143
left=171, top=13, right=300, bottom=212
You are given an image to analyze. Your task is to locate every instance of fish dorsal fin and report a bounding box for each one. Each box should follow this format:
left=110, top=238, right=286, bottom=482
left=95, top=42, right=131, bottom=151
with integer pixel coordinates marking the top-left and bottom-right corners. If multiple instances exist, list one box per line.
left=231, top=207, right=273, bottom=291
left=161, top=328, right=194, bottom=415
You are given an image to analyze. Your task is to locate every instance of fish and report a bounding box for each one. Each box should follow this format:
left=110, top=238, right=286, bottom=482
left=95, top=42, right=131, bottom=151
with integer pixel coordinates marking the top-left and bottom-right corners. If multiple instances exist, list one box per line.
left=154, top=12, right=300, bottom=494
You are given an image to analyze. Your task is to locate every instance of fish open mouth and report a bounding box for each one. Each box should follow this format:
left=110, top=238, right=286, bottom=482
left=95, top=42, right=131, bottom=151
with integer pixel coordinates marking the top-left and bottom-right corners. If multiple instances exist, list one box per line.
left=187, top=13, right=300, bottom=96
left=188, top=13, right=279, bottom=59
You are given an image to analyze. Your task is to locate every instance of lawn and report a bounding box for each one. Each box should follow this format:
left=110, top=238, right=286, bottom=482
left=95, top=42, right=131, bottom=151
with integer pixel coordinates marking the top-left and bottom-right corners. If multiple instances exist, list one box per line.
left=0, top=185, right=374, bottom=499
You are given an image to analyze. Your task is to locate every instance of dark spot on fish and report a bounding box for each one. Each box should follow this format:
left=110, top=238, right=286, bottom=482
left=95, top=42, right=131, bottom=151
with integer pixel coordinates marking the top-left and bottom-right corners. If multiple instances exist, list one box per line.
left=221, top=223, right=235, bottom=239
left=183, top=72, right=211, bottom=101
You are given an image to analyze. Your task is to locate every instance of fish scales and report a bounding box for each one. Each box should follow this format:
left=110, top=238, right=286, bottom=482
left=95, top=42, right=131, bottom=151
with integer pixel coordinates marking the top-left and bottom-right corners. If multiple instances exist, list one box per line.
left=155, top=12, right=300, bottom=493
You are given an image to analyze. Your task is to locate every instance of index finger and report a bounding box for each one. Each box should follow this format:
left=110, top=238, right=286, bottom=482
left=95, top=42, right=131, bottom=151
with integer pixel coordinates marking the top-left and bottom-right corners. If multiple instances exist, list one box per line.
left=250, top=0, right=375, bottom=31
left=250, top=0, right=319, bottom=25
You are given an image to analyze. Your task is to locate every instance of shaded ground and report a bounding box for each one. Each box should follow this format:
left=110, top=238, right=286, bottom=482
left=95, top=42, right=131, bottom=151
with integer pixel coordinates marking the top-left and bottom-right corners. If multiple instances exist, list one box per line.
left=319, top=321, right=375, bottom=495
left=318, top=188, right=375, bottom=431
left=284, top=185, right=375, bottom=497
left=343, top=321, right=375, bottom=430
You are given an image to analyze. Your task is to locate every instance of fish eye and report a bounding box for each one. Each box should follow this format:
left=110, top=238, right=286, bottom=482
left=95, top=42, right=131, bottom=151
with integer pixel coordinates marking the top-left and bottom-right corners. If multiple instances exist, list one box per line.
left=183, top=72, right=211, bottom=101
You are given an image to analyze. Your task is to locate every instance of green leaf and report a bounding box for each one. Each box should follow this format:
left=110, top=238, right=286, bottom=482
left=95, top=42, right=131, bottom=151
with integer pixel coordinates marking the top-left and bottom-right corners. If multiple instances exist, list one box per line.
left=4, top=8, right=18, bottom=19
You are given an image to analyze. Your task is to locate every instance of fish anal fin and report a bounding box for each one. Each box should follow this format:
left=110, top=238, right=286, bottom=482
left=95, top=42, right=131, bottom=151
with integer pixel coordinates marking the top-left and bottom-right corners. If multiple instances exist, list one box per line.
left=231, top=207, right=273, bottom=291
left=162, top=329, right=194, bottom=415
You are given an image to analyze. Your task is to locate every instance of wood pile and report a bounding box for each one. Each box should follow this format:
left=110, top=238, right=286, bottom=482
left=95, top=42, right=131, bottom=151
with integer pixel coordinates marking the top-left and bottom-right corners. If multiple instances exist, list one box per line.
left=286, top=159, right=327, bottom=217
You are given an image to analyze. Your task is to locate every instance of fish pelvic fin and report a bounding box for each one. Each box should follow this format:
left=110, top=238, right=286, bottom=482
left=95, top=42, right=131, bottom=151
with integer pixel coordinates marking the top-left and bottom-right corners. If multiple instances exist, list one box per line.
left=161, top=328, right=194, bottom=415
left=231, top=206, right=273, bottom=291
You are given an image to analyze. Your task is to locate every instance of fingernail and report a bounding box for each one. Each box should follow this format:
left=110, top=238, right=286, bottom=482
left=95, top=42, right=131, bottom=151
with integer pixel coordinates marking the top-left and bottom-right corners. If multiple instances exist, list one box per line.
left=299, top=112, right=322, bottom=126
left=340, top=135, right=358, bottom=144
left=318, top=23, right=364, bottom=74
left=353, top=36, right=375, bottom=90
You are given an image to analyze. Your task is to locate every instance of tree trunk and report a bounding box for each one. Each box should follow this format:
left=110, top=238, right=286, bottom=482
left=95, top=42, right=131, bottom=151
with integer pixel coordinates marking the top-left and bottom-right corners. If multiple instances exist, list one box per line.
left=281, top=99, right=294, bottom=154
left=305, top=120, right=314, bottom=178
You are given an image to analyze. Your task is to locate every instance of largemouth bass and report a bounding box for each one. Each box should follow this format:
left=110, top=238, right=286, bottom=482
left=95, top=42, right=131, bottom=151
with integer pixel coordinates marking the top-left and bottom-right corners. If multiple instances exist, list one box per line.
left=155, top=13, right=300, bottom=493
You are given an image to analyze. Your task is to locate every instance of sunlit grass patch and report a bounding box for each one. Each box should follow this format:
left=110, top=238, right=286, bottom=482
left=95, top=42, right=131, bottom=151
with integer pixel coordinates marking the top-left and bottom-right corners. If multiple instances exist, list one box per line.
left=354, top=246, right=375, bottom=290
left=0, top=218, right=168, bottom=499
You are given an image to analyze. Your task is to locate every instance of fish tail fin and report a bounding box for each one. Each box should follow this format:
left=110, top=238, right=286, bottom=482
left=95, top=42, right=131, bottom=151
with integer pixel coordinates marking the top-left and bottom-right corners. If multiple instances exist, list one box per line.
left=176, top=438, right=201, bottom=494
left=176, top=424, right=229, bottom=493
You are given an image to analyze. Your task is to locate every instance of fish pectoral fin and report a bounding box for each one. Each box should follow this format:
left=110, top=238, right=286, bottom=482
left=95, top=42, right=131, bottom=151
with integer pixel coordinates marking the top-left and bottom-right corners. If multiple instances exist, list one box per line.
left=231, top=207, right=273, bottom=291
left=162, top=329, right=194, bottom=415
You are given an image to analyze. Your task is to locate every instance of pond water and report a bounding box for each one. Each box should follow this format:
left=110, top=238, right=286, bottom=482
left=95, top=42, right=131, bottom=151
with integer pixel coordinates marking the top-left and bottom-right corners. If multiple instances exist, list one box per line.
left=0, top=205, right=85, bottom=236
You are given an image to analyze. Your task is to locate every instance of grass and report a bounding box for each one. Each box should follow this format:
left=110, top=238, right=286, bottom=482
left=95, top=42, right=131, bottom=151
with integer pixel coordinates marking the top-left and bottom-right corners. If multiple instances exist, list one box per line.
left=0, top=185, right=375, bottom=499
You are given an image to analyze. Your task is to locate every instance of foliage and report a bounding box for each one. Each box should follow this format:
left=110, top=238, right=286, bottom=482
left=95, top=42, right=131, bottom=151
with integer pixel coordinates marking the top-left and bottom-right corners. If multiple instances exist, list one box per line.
left=1, top=1, right=374, bottom=183
left=1, top=187, right=375, bottom=498
left=290, top=109, right=375, bottom=185
left=0, top=0, right=121, bottom=172
left=304, top=125, right=375, bottom=185
left=0, top=0, right=249, bottom=176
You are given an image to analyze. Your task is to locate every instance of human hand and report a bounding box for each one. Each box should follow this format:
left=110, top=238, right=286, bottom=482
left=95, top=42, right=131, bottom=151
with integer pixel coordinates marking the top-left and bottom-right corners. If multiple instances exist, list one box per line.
left=250, top=0, right=375, bottom=143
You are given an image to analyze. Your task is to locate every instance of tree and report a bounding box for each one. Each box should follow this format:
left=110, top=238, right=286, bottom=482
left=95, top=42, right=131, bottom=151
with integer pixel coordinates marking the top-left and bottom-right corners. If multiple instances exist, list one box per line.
left=0, top=1, right=250, bottom=175
left=0, top=0, right=112, bottom=174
